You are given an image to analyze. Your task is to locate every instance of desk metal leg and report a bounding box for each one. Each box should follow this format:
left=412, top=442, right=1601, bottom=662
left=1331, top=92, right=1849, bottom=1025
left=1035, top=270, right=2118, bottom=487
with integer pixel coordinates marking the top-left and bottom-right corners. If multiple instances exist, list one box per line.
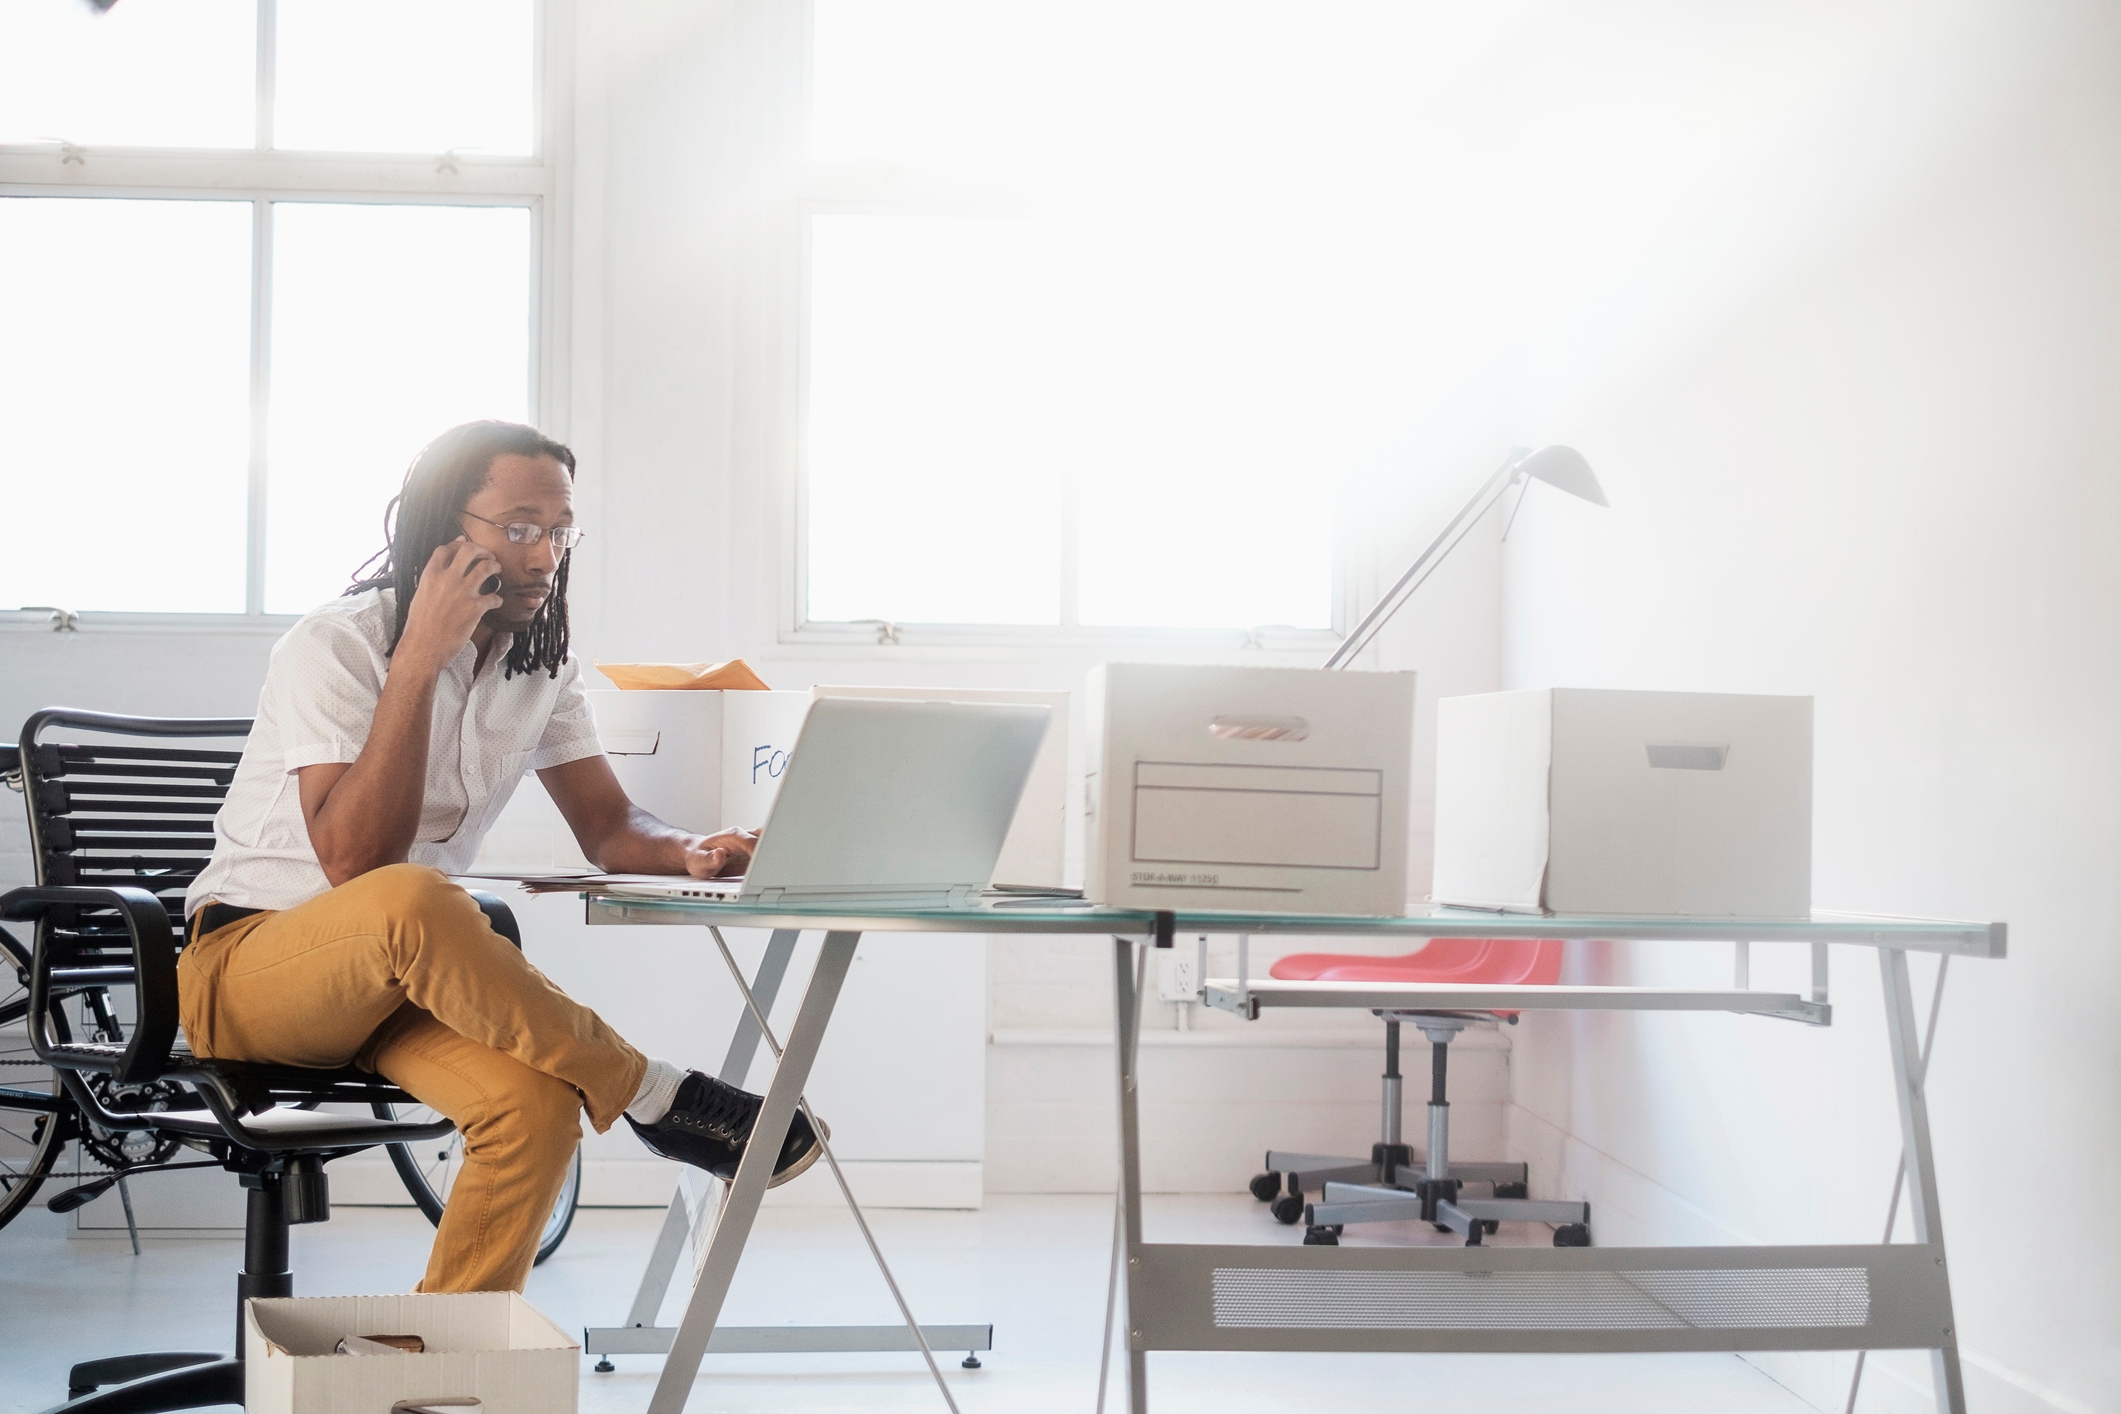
left=610, top=929, right=801, bottom=1341
left=716, top=928, right=802, bottom=1086
left=647, top=930, right=861, bottom=1414
left=1879, top=948, right=1965, bottom=1414
left=1111, top=937, right=1149, bottom=1412
left=617, top=1196, right=694, bottom=1340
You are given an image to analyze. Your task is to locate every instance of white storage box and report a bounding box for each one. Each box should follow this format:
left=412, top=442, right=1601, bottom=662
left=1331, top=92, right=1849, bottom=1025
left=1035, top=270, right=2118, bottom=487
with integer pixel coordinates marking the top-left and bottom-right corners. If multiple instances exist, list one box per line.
left=813, top=684, right=1069, bottom=886
left=592, top=688, right=815, bottom=835
left=1432, top=687, right=1812, bottom=917
left=473, top=689, right=815, bottom=870
left=244, top=1292, right=577, bottom=1413
left=1085, top=664, right=1416, bottom=915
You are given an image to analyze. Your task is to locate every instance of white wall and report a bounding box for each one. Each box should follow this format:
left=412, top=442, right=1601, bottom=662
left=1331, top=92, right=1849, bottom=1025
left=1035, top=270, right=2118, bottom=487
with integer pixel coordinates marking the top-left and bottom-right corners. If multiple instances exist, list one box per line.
left=1495, top=5, right=2121, bottom=1412
left=564, top=0, right=1515, bottom=1198
left=2, top=0, right=1510, bottom=1213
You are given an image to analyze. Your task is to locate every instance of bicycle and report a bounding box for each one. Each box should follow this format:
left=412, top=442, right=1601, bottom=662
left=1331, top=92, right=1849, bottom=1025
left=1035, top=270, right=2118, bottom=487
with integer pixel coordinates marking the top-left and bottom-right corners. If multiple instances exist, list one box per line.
left=1, top=732, right=579, bottom=1263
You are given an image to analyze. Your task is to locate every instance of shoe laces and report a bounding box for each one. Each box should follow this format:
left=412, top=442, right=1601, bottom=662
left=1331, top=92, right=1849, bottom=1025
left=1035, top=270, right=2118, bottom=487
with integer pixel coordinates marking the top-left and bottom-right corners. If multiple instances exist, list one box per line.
left=673, top=1077, right=758, bottom=1142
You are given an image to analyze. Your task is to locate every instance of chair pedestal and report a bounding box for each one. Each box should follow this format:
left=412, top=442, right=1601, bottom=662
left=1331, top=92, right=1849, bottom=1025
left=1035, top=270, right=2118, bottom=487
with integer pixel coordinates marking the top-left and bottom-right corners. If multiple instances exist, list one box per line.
left=43, top=1172, right=312, bottom=1413
left=1251, top=1016, right=1590, bottom=1247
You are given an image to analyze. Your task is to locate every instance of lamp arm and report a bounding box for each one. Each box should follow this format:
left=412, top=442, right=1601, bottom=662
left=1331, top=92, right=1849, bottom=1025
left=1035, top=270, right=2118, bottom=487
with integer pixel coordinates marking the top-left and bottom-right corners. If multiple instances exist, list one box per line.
left=1324, top=450, right=1524, bottom=669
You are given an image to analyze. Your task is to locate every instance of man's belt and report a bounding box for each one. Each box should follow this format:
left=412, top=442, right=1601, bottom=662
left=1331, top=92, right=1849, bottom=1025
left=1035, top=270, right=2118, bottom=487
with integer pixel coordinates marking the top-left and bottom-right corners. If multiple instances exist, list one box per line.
left=193, top=903, right=265, bottom=939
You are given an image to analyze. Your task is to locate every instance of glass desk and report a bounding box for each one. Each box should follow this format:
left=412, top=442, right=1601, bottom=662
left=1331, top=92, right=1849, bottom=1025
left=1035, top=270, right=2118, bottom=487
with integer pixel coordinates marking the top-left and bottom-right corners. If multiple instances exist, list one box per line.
left=581, top=895, right=2004, bottom=1414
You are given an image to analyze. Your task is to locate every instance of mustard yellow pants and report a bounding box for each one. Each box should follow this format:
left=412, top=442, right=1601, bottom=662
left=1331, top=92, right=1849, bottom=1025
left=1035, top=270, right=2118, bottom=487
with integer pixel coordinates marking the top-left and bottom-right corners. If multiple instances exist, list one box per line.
left=176, top=863, right=647, bottom=1294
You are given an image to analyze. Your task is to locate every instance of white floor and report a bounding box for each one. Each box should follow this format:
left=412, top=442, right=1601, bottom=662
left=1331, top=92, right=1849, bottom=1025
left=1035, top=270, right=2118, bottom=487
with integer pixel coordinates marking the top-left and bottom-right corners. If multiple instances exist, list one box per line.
left=0, top=1194, right=1816, bottom=1413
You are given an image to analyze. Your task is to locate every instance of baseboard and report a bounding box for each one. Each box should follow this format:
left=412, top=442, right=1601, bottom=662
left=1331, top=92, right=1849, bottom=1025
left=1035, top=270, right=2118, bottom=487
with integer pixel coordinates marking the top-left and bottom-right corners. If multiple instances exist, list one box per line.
left=332, top=1152, right=982, bottom=1213
left=990, top=1028, right=1511, bottom=1193
left=1504, top=1101, right=1760, bottom=1245
left=991, top=1027, right=1442, bottom=1049
left=1504, top=1104, right=2095, bottom=1414
left=326, top=1154, right=420, bottom=1207
left=1733, top=1332, right=2096, bottom=1414
left=332, top=1156, right=677, bottom=1209
left=1958, top=1350, right=2101, bottom=1414
left=66, top=1156, right=245, bottom=1239
left=579, top=1158, right=681, bottom=1207
left=761, top=1160, right=984, bottom=1210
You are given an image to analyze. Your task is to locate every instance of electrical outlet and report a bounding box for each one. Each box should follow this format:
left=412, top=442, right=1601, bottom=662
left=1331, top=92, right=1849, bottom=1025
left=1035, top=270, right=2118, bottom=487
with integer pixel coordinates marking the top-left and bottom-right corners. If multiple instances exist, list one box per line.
left=1157, top=949, right=1199, bottom=1002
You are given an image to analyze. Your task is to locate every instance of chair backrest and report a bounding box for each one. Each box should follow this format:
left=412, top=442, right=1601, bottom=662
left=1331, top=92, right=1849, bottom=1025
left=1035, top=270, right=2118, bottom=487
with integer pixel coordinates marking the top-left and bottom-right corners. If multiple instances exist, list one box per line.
left=19, top=709, right=253, bottom=972
left=1396, top=936, right=1563, bottom=985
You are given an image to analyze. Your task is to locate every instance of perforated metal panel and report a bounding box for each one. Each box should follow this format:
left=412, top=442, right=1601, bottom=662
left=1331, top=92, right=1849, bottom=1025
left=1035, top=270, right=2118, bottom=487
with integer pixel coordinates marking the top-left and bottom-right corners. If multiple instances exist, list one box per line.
left=1131, top=1242, right=1949, bottom=1354
left=1211, top=1265, right=1871, bottom=1331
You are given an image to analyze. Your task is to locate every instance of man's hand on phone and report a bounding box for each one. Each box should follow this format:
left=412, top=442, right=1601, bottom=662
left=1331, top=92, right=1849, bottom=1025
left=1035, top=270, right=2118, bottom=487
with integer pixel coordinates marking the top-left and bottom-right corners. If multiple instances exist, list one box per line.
left=397, top=537, right=505, bottom=670
left=684, top=826, right=759, bottom=879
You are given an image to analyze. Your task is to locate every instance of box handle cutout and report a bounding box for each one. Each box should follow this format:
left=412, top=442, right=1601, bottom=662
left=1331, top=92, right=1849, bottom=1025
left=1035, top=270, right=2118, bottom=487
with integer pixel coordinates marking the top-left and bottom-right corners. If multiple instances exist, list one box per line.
left=604, top=729, right=661, bottom=756
left=1207, top=715, right=1310, bottom=742
left=1646, top=743, right=1728, bottom=770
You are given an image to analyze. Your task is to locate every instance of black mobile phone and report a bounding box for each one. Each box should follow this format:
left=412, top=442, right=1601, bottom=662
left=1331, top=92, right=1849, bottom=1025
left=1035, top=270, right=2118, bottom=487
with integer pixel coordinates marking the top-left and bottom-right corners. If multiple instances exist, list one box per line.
left=479, top=573, right=503, bottom=596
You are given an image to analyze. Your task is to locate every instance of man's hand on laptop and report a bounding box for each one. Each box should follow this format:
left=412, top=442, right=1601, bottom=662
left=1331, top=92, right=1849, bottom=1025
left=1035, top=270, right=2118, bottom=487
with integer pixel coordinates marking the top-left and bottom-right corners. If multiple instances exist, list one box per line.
left=684, top=827, right=758, bottom=879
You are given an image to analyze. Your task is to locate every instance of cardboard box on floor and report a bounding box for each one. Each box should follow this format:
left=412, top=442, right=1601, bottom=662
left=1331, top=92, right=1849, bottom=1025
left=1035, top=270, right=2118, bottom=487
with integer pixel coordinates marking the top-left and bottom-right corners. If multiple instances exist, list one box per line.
left=245, top=1293, right=577, bottom=1413
left=1085, top=664, right=1416, bottom=915
left=1432, top=687, right=1812, bottom=918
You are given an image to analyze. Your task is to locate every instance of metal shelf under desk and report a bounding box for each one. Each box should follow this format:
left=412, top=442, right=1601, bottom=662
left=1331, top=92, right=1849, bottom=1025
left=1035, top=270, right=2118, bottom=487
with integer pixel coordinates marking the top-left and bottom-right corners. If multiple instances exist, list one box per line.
left=1109, top=907, right=2001, bottom=1414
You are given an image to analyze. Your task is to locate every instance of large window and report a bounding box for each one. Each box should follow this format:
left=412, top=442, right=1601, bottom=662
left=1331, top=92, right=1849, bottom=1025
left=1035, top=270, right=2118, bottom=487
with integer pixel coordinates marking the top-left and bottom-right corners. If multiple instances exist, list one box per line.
left=0, top=0, right=548, bottom=619
left=794, top=1, right=1451, bottom=645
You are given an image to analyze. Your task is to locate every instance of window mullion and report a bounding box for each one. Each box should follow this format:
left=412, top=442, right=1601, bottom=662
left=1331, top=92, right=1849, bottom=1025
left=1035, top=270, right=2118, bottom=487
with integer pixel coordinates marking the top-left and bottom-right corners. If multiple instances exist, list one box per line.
left=255, top=0, right=277, bottom=153
left=245, top=198, right=273, bottom=617
left=249, top=0, right=277, bottom=611
left=1059, top=218, right=1081, bottom=630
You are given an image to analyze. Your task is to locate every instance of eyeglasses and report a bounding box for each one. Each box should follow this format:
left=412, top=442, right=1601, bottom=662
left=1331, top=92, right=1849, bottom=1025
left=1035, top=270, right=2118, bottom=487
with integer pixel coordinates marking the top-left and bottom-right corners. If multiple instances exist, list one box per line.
left=459, top=510, right=586, bottom=551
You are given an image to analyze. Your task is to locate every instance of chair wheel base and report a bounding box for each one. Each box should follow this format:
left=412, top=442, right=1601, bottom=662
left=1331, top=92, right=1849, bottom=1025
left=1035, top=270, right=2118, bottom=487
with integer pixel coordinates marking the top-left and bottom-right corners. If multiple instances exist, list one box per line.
left=1303, top=1224, right=1342, bottom=1246
left=66, top=1353, right=221, bottom=1399
left=1554, top=1223, right=1592, bottom=1247
left=1248, top=1171, right=1282, bottom=1202
left=1270, top=1194, right=1305, bottom=1225
left=44, top=1354, right=240, bottom=1413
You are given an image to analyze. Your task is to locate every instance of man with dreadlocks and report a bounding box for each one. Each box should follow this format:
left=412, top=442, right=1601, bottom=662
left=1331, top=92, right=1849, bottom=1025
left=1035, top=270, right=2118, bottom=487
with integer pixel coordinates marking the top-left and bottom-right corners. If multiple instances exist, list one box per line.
left=180, top=420, right=820, bottom=1294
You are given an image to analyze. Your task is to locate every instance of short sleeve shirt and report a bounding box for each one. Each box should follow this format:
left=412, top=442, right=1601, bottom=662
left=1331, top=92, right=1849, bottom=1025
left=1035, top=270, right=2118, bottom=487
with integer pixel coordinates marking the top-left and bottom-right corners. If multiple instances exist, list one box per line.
left=184, top=589, right=604, bottom=915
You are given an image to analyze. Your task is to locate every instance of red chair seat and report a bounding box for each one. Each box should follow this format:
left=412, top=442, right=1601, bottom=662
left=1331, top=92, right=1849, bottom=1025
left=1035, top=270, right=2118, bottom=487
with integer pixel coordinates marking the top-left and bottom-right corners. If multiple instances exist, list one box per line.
left=1268, top=938, right=1561, bottom=1015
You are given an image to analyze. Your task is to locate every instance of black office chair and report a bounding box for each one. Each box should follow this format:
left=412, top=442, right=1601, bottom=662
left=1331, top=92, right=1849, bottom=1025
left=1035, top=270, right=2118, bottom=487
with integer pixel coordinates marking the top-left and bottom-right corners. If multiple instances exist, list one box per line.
left=1, top=709, right=520, bottom=1413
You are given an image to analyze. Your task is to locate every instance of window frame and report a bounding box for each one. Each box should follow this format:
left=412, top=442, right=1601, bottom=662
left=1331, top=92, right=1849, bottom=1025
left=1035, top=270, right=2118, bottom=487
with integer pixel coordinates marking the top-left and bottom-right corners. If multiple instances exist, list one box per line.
left=774, top=6, right=1353, bottom=655
left=0, top=0, right=571, bottom=631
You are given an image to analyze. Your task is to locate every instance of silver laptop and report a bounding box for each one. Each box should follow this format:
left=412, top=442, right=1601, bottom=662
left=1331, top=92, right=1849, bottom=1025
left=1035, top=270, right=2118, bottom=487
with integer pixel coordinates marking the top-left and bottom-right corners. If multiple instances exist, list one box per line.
left=602, top=696, right=1051, bottom=909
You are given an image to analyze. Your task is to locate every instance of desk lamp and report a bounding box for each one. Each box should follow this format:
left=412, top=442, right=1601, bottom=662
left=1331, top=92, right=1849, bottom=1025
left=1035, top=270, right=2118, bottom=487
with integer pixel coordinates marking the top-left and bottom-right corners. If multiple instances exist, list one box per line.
left=1324, top=444, right=1606, bottom=668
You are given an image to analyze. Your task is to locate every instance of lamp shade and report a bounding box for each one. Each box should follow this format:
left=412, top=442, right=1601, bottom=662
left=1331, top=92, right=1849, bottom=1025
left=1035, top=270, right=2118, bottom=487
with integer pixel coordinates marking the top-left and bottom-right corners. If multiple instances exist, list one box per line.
left=1516, top=444, right=1606, bottom=507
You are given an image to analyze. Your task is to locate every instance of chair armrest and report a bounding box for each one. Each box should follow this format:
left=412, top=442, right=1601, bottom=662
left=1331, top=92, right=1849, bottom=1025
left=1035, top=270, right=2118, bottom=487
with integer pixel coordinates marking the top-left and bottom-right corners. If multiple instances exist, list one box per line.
left=1, top=884, right=178, bottom=1083
left=466, top=889, right=523, bottom=951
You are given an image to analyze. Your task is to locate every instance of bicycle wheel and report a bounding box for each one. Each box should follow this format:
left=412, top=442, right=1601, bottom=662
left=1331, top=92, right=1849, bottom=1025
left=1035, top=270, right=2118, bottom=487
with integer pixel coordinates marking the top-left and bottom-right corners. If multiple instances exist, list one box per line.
left=0, top=925, right=70, bottom=1231
left=374, top=1100, right=581, bottom=1265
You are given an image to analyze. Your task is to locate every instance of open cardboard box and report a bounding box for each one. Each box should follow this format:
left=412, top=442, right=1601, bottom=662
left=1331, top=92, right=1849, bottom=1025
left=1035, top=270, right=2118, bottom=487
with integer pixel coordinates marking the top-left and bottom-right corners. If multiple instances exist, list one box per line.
left=244, top=1293, right=577, bottom=1413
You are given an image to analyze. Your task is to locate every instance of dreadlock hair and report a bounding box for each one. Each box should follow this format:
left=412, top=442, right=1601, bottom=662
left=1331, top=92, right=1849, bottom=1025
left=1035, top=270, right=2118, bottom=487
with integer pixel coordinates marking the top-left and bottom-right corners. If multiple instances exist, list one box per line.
left=346, top=421, right=577, bottom=680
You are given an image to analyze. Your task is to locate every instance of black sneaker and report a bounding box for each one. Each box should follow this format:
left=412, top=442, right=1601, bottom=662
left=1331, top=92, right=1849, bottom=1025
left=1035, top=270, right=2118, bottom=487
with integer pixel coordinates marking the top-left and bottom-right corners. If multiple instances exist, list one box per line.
left=626, top=1071, right=827, bottom=1188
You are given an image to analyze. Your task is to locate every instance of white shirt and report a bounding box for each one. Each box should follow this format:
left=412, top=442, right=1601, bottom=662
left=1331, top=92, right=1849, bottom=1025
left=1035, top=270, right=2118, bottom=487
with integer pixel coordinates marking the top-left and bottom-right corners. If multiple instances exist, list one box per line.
left=186, top=589, right=604, bottom=915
